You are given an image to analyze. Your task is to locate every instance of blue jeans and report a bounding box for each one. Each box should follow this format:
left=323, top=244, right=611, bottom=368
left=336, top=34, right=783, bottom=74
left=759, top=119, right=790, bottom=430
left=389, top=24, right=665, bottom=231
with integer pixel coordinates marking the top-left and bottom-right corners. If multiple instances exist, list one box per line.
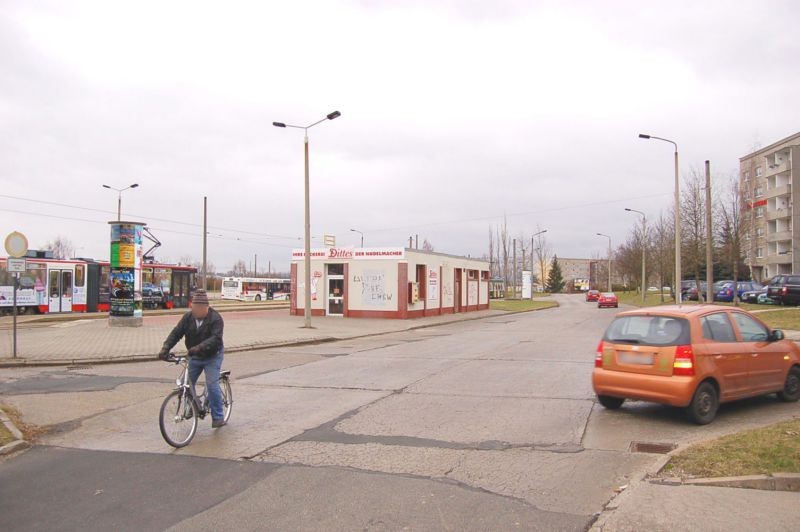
left=188, top=347, right=224, bottom=420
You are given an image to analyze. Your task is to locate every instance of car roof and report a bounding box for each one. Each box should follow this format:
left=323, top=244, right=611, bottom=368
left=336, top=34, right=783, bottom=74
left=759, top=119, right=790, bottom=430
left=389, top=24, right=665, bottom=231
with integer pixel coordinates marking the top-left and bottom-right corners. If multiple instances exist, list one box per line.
left=615, top=304, right=745, bottom=318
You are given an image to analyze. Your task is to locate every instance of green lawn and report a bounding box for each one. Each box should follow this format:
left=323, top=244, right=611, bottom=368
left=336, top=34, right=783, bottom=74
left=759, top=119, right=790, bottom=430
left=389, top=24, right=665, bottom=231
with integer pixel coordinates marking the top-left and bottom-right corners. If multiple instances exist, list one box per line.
left=752, top=309, right=800, bottom=331
left=615, top=290, right=764, bottom=313
left=663, top=418, right=800, bottom=478
left=490, top=299, right=558, bottom=312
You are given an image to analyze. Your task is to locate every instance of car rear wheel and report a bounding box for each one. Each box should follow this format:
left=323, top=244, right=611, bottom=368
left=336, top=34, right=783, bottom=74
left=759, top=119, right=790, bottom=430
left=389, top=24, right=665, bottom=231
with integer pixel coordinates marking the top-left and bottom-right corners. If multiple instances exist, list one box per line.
left=777, top=367, right=800, bottom=402
left=686, top=382, right=719, bottom=425
left=597, top=395, right=625, bottom=409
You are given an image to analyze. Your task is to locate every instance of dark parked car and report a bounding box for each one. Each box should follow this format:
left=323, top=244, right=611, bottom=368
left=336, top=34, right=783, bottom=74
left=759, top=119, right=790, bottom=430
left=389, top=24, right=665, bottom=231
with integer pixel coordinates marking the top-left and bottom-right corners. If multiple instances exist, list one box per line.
left=767, top=275, right=800, bottom=306
left=741, top=284, right=769, bottom=304
left=713, top=281, right=762, bottom=303
left=681, top=280, right=707, bottom=301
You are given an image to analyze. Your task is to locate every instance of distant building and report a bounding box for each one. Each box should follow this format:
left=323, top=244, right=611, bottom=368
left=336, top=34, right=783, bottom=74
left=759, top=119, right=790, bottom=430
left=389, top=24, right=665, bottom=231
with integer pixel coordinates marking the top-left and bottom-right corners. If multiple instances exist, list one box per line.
left=535, top=257, right=624, bottom=292
left=740, top=131, right=800, bottom=281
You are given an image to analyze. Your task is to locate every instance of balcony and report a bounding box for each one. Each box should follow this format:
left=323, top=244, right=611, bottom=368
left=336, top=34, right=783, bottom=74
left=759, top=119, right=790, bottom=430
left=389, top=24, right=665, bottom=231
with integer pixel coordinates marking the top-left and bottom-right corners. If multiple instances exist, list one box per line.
left=766, top=208, right=791, bottom=221
left=764, top=183, right=791, bottom=199
left=767, top=230, right=793, bottom=243
left=767, top=253, right=793, bottom=265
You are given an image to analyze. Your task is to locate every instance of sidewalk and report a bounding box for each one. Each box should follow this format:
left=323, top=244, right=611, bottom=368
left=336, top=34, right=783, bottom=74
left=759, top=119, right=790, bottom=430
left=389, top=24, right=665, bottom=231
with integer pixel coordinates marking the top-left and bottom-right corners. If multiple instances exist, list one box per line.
left=0, top=307, right=527, bottom=366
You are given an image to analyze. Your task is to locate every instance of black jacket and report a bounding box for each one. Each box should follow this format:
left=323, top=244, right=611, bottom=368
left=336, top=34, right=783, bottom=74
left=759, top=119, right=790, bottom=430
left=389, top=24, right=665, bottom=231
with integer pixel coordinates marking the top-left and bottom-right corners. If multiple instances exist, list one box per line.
left=162, top=308, right=224, bottom=359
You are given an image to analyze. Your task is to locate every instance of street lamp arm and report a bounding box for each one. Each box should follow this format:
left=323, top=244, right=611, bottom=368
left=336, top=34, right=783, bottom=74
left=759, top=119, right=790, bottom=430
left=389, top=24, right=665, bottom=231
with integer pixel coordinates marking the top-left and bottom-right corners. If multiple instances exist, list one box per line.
left=639, top=133, right=677, bottom=151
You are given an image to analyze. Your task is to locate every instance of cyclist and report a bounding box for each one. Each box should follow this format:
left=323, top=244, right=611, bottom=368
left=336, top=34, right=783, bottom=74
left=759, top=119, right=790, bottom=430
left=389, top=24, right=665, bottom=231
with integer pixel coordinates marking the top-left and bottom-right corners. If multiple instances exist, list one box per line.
left=158, top=289, right=227, bottom=428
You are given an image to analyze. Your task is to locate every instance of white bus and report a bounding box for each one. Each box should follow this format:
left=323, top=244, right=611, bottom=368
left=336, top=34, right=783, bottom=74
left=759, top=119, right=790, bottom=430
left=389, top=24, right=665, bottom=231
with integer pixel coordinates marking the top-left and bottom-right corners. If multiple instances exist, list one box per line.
left=221, top=277, right=291, bottom=302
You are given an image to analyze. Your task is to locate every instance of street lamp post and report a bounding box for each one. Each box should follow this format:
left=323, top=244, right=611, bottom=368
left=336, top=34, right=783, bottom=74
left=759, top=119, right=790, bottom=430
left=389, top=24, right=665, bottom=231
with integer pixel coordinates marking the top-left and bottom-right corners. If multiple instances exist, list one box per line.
left=102, top=183, right=139, bottom=221
left=274, top=111, right=341, bottom=328
left=350, top=228, right=364, bottom=247
left=597, top=233, right=612, bottom=292
left=639, top=133, right=681, bottom=304
left=531, top=229, right=547, bottom=289
left=625, top=208, right=647, bottom=304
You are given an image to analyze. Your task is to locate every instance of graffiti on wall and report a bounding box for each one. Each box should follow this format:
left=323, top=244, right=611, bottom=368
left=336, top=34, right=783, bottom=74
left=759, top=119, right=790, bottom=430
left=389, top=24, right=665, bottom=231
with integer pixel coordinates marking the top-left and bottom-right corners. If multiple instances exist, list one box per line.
left=353, top=269, right=393, bottom=307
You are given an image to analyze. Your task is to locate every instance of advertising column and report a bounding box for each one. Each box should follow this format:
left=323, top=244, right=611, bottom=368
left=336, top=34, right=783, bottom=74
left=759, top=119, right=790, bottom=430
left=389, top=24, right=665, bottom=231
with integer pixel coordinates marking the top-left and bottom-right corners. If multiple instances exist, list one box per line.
left=108, top=221, right=144, bottom=327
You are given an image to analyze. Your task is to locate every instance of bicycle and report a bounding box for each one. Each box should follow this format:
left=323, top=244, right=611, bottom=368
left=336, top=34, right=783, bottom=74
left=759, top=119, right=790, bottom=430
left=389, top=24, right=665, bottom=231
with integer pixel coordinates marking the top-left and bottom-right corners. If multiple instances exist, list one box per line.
left=159, top=353, right=233, bottom=448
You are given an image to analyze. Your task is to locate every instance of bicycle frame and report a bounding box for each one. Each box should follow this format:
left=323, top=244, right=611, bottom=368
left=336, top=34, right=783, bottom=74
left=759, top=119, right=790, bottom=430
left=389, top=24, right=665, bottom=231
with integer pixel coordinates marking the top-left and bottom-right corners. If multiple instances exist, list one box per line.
left=172, top=357, right=207, bottom=414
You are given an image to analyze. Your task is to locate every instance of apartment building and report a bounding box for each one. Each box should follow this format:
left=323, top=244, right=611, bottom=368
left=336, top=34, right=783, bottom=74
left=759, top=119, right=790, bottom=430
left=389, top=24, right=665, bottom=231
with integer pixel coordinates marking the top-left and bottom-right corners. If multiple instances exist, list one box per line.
left=740, top=131, right=800, bottom=281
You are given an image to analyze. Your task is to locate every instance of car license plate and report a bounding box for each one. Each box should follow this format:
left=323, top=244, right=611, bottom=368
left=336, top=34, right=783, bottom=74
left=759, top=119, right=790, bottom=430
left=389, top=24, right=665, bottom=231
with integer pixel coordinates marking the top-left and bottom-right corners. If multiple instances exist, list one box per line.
left=618, top=352, right=653, bottom=365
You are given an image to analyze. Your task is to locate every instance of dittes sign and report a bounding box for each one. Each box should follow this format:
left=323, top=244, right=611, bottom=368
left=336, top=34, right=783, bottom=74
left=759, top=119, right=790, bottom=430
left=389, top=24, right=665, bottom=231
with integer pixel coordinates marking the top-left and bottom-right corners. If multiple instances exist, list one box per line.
left=292, top=247, right=405, bottom=260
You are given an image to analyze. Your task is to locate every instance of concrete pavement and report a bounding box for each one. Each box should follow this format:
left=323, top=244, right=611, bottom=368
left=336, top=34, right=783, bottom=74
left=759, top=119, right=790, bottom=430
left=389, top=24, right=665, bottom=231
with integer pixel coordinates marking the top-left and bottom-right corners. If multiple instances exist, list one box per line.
left=0, top=306, right=518, bottom=365
left=2, top=294, right=799, bottom=530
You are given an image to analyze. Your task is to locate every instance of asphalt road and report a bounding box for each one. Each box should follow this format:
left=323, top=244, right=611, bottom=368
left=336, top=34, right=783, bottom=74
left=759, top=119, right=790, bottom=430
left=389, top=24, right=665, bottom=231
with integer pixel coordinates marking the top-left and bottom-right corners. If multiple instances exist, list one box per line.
left=2, top=294, right=800, bottom=531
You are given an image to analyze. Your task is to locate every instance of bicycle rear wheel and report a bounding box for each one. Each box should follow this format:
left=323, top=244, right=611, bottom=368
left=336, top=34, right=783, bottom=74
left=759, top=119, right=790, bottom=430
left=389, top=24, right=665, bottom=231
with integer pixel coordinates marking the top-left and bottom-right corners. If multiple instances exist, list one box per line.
left=220, top=377, right=233, bottom=423
left=159, top=390, right=198, bottom=448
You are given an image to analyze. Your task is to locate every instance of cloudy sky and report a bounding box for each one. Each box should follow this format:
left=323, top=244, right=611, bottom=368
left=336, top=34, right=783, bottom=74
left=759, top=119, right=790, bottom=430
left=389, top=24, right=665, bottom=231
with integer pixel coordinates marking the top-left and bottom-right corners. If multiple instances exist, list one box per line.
left=2, top=0, right=798, bottom=273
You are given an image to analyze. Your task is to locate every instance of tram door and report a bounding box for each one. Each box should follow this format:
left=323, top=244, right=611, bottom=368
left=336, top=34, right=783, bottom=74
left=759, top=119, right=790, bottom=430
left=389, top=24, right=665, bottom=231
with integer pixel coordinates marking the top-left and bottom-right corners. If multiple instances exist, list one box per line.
left=48, top=270, right=73, bottom=312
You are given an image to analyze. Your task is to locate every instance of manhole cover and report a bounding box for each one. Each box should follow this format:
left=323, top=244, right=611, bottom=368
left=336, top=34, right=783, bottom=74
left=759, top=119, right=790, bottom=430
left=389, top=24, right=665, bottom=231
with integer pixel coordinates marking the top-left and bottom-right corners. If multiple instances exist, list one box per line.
left=629, top=441, right=676, bottom=454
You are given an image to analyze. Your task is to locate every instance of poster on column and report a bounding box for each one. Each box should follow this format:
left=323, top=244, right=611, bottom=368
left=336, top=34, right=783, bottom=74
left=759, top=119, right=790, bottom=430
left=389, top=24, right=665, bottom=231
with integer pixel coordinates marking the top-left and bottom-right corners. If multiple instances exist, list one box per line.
left=109, top=222, right=144, bottom=318
left=522, top=271, right=532, bottom=299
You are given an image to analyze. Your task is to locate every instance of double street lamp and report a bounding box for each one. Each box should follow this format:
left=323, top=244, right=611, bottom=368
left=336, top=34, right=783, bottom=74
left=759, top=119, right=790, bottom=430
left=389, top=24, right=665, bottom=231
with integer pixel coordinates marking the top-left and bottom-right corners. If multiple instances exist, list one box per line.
left=273, top=111, right=341, bottom=328
left=596, top=233, right=612, bottom=292
left=625, top=208, right=647, bottom=304
left=102, top=183, right=139, bottom=221
left=639, top=133, right=681, bottom=304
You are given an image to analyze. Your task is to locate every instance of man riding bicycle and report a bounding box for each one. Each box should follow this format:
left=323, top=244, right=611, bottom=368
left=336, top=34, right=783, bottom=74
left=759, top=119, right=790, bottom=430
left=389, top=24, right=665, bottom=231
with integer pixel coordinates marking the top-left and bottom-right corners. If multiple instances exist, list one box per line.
left=158, top=289, right=227, bottom=428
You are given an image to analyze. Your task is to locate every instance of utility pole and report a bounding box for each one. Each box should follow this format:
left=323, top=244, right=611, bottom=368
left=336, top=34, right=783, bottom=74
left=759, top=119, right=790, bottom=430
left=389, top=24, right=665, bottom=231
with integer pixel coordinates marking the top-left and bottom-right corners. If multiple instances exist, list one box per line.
left=512, top=238, right=517, bottom=298
left=530, top=236, right=535, bottom=288
left=202, top=196, right=207, bottom=291
left=254, top=254, right=258, bottom=277
left=415, top=234, right=419, bottom=249
left=409, top=236, right=413, bottom=248
left=521, top=244, right=526, bottom=298
left=705, top=160, right=713, bottom=303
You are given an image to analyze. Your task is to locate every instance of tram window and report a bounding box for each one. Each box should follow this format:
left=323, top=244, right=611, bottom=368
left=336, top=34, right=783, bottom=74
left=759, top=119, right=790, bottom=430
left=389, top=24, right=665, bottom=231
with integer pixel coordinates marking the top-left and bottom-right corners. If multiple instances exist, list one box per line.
left=75, top=265, right=85, bottom=287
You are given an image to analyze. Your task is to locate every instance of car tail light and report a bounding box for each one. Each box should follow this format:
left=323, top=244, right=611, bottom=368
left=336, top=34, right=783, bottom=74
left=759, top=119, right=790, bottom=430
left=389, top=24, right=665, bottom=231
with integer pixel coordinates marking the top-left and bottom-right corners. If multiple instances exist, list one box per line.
left=673, top=345, right=695, bottom=376
left=595, top=340, right=604, bottom=368
left=782, top=287, right=788, bottom=295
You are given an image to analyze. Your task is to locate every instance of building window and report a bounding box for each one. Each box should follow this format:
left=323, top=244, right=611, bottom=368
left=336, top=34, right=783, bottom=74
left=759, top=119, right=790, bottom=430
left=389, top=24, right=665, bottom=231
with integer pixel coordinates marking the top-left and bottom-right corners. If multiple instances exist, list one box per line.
left=743, top=171, right=750, bottom=181
left=756, top=207, right=764, bottom=218
left=756, top=247, right=764, bottom=259
left=756, top=227, right=764, bottom=237
left=756, top=166, right=763, bottom=177
left=755, top=186, right=764, bottom=197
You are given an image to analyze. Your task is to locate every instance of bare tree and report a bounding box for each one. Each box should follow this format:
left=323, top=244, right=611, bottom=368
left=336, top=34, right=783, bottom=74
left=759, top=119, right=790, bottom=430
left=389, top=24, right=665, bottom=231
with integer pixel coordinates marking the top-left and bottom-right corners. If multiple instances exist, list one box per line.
left=500, top=216, right=510, bottom=296
left=43, top=236, right=75, bottom=259
left=422, top=238, right=434, bottom=252
left=651, top=211, right=675, bottom=302
left=231, top=260, right=247, bottom=276
left=488, top=227, right=495, bottom=278
left=681, top=169, right=709, bottom=296
left=717, top=174, right=750, bottom=305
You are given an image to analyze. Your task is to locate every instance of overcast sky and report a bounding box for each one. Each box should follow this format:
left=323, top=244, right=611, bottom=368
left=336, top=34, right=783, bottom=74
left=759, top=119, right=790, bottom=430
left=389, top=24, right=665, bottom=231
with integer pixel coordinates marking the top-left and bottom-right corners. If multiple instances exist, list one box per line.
left=2, top=0, right=799, bottom=273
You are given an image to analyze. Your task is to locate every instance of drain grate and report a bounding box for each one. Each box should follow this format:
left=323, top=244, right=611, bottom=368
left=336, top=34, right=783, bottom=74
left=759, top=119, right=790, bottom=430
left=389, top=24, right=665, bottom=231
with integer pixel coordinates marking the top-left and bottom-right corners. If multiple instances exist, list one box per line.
left=67, top=365, right=93, bottom=371
left=629, top=441, right=676, bottom=454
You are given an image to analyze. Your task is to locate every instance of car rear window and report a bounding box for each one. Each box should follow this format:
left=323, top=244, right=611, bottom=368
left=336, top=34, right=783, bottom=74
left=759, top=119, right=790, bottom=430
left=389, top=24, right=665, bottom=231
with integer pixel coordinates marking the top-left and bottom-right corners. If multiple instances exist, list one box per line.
left=604, top=315, right=690, bottom=347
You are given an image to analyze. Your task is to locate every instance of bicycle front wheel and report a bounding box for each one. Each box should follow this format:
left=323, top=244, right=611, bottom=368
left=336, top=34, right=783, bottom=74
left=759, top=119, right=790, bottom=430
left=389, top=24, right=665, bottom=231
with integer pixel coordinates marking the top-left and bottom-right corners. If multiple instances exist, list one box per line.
left=220, top=378, right=233, bottom=423
left=159, top=390, right=198, bottom=448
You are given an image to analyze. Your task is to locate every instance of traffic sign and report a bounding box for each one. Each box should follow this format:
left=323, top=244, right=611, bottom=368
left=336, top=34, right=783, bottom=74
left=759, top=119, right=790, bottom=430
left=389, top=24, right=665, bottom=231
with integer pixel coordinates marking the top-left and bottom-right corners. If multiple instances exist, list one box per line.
left=4, top=231, right=29, bottom=258
left=7, top=258, right=26, bottom=273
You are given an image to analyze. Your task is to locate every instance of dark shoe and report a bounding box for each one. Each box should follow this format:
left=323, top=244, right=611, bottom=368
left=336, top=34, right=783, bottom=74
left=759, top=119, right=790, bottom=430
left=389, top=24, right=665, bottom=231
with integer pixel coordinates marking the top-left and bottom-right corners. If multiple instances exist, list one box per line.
left=212, top=418, right=226, bottom=428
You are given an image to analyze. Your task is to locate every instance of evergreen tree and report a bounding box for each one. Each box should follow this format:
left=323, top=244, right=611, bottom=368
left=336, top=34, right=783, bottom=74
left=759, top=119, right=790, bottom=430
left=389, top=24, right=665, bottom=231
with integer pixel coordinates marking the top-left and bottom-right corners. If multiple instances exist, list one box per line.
left=546, top=255, right=565, bottom=293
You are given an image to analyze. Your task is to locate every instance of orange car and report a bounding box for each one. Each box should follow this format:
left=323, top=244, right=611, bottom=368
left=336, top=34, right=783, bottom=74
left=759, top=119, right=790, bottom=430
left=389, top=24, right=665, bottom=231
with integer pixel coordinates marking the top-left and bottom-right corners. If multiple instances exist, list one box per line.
left=592, top=305, right=800, bottom=424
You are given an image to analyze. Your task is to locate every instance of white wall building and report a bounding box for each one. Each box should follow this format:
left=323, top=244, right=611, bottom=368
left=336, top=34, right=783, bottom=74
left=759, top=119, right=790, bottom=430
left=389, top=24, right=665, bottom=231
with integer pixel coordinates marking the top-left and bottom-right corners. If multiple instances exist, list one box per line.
left=290, top=247, right=490, bottom=318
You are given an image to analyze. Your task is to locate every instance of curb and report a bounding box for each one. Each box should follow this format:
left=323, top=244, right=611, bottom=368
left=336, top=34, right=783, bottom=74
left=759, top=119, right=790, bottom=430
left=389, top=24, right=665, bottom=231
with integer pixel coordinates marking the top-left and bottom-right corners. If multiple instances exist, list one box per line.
left=0, top=303, right=290, bottom=329
left=0, top=408, right=29, bottom=456
left=650, top=473, right=800, bottom=492
left=0, top=302, right=559, bottom=368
